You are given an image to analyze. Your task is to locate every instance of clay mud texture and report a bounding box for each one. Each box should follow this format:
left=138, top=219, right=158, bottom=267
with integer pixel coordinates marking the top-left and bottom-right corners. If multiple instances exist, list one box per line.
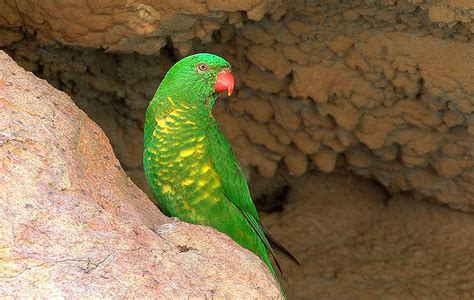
left=262, top=172, right=474, bottom=299
left=0, top=51, right=280, bottom=298
left=1, top=0, right=473, bottom=210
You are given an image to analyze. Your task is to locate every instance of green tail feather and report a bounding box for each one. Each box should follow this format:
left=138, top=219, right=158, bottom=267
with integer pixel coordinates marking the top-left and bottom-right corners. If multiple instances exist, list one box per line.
left=239, top=209, right=287, bottom=298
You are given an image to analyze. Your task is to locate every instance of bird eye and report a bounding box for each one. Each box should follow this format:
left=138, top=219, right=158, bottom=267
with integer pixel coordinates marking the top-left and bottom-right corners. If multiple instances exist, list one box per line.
left=197, top=63, right=209, bottom=72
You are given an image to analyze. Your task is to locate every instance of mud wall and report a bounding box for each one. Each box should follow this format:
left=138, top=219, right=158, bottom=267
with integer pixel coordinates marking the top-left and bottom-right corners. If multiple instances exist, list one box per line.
left=1, top=0, right=473, bottom=209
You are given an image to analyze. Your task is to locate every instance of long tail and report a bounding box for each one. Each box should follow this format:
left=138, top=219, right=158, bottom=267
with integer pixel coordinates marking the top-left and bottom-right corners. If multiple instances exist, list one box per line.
left=238, top=208, right=299, bottom=299
left=262, top=223, right=299, bottom=300
left=262, top=223, right=300, bottom=267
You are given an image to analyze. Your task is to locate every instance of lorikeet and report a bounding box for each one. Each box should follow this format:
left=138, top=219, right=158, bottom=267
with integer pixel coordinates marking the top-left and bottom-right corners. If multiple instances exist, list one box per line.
left=143, top=53, right=297, bottom=294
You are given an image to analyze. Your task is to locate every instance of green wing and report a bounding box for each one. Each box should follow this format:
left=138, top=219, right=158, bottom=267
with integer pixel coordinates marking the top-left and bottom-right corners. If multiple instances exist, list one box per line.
left=206, top=128, right=259, bottom=220
left=205, top=121, right=283, bottom=274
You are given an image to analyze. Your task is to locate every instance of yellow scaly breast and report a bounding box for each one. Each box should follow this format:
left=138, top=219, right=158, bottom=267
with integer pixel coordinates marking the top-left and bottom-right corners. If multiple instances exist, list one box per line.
left=151, top=106, right=223, bottom=208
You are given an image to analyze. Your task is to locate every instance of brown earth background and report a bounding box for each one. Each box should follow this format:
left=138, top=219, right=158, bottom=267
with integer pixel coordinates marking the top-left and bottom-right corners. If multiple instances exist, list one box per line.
left=1, top=0, right=474, bottom=298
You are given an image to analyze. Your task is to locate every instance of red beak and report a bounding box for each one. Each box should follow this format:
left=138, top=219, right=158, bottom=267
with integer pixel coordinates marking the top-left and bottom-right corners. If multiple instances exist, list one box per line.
left=214, top=69, right=234, bottom=96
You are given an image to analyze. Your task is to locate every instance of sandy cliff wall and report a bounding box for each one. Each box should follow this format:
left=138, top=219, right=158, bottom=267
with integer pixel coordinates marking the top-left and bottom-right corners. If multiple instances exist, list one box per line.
left=1, top=1, right=473, bottom=207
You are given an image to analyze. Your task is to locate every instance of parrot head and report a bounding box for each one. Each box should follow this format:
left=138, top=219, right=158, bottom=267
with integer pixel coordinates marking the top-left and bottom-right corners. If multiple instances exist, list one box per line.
left=159, top=53, right=234, bottom=109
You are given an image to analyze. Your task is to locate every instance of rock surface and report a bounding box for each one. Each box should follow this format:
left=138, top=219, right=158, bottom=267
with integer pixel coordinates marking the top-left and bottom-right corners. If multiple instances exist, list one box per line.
left=262, top=172, right=474, bottom=299
left=0, top=51, right=280, bottom=298
left=2, top=0, right=473, bottom=210
left=0, top=0, right=275, bottom=54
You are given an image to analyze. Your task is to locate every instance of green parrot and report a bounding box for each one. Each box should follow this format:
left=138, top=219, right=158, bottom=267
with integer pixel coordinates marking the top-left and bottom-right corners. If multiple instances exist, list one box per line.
left=143, top=53, right=297, bottom=294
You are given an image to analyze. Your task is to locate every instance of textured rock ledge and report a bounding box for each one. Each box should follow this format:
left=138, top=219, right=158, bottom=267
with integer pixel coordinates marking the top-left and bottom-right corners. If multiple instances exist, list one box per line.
left=0, top=51, right=280, bottom=298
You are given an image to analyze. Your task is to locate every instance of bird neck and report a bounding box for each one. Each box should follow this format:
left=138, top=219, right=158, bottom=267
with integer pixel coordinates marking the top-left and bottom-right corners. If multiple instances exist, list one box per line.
left=164, top=91, right=217, bottom=123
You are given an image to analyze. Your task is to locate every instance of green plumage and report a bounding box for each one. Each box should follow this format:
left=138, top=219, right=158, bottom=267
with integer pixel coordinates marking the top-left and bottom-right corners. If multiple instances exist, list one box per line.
left=144, top=53, right=284, bottom=293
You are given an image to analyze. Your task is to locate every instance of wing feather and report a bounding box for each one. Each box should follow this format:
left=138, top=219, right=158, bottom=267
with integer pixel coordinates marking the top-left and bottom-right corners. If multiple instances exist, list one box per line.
left=238, top=207, right=284, bottom=275
left=206, top=121, right=297, bottom=272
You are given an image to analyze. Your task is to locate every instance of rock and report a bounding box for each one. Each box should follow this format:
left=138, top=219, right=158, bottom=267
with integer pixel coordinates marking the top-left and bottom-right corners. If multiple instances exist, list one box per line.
left=426, top=2, right=473, bottom=27
left=0, top=1, right=275, bottom=54
left=3, top=1, right=474, bottom=211
left=240, top=23, right=274, bottom=46
left=246, top=45, right=292, bottom=79
left=312, top=148, right=338, bottom=173
left=262, top=172, right=474, bottom=299
left=325, top=35, right=353, bottom=55
left=228, top=95, right=274, bottom=123
left=290, top=62, right=380, bottom=105
left=319, top=102, right=360, bottom=131
left=290, top=130, right=320, bottom=155
left=283, top=149, right=308, bottom=176
left=207, top=0, right=272, bottom=21
left=271, top=98, right=302, bottom=131
left=281, top=44, right=309, bottom=64
left=0, top=51, right=280, bottom=298
left=240, top=65, right=287, bottom=94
